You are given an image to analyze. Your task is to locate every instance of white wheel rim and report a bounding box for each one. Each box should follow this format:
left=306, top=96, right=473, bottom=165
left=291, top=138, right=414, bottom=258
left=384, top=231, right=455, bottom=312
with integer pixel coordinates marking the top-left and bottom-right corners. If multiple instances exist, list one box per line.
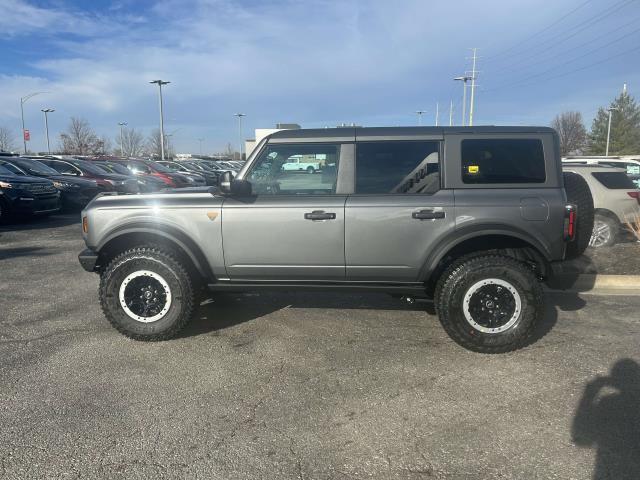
left=589, top=220, right=611, bottom=247
left=119, top=270, right=172, bottom=323
left=463, top=278, right=522, bottom=334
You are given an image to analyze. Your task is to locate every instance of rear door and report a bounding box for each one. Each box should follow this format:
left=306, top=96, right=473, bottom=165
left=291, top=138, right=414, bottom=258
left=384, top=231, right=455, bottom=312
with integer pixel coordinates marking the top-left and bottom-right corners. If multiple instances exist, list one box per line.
left=344, top=139, right=455, bottom=281
left=222, top=141, right=348, bottom=280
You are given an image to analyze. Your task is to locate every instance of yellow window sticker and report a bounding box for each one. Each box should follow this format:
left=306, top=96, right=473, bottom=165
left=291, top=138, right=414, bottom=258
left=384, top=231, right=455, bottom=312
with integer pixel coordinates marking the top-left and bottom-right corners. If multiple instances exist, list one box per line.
left=468, top=165, right=479, bottom=174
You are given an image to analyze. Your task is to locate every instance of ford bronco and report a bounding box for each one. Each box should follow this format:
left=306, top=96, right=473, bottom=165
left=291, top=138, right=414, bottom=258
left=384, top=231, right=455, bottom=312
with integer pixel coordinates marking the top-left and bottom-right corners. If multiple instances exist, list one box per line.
left=78, top=126, right=592, bottom=353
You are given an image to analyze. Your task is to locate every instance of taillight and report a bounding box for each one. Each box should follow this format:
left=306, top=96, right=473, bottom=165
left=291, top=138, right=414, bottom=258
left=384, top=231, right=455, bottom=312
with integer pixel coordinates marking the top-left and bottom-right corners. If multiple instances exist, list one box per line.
left=627, top=191, right=640, bottom=205
left=82, top=216, right=88, bottom=234
left=564, top=204, right=577, bottom=241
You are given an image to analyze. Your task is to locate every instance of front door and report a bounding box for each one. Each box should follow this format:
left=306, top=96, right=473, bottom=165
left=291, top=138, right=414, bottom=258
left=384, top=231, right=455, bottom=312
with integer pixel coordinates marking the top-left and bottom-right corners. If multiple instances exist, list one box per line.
left=222, top=142, right=346, bottom=280
left=345, top=140, right=455, bottom=281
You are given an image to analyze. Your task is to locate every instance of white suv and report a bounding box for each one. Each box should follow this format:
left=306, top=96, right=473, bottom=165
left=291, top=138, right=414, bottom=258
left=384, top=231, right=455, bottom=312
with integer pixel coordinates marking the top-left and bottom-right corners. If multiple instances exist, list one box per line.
left=562, top=165, right=640, bottom=247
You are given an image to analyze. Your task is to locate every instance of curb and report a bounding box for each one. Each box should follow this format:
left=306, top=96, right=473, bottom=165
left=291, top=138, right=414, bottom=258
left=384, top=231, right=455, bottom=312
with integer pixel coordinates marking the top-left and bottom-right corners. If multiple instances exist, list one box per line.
left=547, top=274, right=640, bottom=295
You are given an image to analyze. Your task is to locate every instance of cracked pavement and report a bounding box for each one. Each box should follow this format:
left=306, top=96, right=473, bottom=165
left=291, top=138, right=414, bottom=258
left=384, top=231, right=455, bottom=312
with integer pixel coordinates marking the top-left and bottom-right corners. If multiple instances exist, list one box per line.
left=1, top=214, right=639, bottom=479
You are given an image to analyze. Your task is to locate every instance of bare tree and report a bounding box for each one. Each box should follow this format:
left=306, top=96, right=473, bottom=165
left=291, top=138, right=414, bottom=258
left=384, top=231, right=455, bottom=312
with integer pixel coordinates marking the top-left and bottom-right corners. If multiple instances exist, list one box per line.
left=146, top=129, right=174, bottom=159
left=59, top=117, right=100, bottom=155
left=116, top=128, right=145, bottom=157
left=0, top=126, right=17, bottom=152
left=551, top=111, right=587, bottom=156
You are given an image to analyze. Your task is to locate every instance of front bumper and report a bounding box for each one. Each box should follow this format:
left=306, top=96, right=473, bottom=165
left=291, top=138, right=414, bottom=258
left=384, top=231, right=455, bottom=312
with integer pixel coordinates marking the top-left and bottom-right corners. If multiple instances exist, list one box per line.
left=78, top=249, right=99, bottom=272
left=11, top=193, right=61, bottom=215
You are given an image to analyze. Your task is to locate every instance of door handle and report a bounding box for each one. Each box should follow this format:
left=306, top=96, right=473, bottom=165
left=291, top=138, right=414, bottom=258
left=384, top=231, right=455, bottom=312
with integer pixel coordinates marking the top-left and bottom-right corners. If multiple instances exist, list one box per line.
left=304, top=210, right=336, bottom=221
left=412, top=209, right=445, bottom=220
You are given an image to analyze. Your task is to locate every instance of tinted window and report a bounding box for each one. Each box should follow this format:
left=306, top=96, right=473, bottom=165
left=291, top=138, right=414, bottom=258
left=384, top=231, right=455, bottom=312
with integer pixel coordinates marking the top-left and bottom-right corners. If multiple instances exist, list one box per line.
left=355, top=141, right=439, bottom=194
left=0, top=161, right=25, bottom=175
left=13, top=159, right=60, bottom=175
left=127, top=161, right=152, bottom=174
left=42, top=160, right=80, bottom=175
left=591, top=171, right=637, bottom=189
left=0, top=165, right=14, bottom=175
left=461, top=139, right=545, bottom=184
left=247, top=143, right=339, bottom=195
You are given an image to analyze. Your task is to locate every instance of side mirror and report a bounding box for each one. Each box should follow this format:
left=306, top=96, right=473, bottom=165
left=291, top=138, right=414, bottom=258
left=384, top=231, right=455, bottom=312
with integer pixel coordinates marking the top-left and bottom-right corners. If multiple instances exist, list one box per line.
left=219, top=171, right=252, bottom=196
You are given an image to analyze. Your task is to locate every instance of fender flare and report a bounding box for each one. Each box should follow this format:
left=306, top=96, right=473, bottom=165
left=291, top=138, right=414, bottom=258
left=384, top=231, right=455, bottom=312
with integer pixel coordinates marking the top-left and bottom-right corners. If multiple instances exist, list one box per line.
left=419, top=223, right=553, bottom=282
left=97, top=221, right=214, bottom=280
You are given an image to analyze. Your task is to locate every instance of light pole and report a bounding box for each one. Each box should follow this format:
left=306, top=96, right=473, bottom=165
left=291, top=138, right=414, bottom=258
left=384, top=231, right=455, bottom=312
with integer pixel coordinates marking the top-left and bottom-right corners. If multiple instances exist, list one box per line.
left=234, top=113, right=246, bottom=160
left=197, top=138, right=204, bottom=156
left=415, top=110, right=427, bottom=126
left=468, top=48, right=478, bottom=126
left=20, top=91, right=47, bottom=154
left=150, top=80, right=170, bottom=160
left=454, top=76, right=472, bottom=126
left=41, top=108, right=54, bottom=154
left=606, top=107, right=618, bottom=156
left=118, top=122, right=127, bottom=157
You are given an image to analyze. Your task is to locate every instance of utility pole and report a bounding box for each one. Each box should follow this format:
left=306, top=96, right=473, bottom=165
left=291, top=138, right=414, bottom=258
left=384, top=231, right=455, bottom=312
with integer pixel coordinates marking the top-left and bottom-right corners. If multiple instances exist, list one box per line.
left=435, top=103, right=439, bottom=126
left=415, top=110, right=426, bottom=126
left=150, top=80, right=170, bottom=160
left=449, top=100, right=454, bottom=126
left=118, top=122, right=127, bottom=157
left=606, top=107, right=618, bottom=156
left=41, top=108, right=55, bottom=154
left=454, top=76, right=472, bottom=126
left=20, top=91, right=46, bottom=154
left=197, top=138, right=204, bottom=156
left=468, top=48, right=478, bottom=126
left=234, top=113, right=246, bottom=160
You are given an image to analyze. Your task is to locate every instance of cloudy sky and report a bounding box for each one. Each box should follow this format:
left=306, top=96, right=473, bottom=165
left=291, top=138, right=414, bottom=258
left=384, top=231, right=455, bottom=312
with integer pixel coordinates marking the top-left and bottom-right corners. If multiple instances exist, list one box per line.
left=0, top=0, right=639, bottom=154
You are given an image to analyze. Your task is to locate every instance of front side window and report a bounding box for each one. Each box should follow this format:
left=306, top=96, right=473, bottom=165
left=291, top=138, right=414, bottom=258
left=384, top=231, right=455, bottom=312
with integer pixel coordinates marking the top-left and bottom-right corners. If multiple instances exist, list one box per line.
left=355, top=141, right=440, bottom=194
left=246, top=143, right=340, bottom=195
left=461, top=139, right=546, bottom=184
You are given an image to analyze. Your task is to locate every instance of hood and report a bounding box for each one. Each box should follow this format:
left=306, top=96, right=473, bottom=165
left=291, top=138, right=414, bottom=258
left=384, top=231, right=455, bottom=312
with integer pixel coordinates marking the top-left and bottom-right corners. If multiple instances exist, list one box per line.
left=0, top=173, right=53, bottom=184
left=47, top=175, right=98, bottom=187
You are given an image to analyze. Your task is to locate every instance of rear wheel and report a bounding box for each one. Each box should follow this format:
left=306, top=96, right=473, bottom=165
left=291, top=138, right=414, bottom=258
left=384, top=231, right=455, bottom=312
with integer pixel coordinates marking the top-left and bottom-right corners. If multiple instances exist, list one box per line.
left=589, top=214, right=617, bottom=248
left=435, top=255, right=543, bottom=353
left=99, top=246, right=196, bottom=340
left=306, top=166, right=315, bottom=174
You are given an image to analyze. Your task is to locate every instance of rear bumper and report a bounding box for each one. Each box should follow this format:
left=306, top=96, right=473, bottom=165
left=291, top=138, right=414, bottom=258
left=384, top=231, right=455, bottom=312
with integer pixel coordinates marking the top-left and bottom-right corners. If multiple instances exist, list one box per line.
left=78, top=248, right=99, bottom=272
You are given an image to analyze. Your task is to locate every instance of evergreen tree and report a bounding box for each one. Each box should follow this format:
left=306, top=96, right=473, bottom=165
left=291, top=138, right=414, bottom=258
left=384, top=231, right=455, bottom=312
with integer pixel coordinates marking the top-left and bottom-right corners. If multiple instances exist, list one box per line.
left=589, top=91, right=640, bottom=155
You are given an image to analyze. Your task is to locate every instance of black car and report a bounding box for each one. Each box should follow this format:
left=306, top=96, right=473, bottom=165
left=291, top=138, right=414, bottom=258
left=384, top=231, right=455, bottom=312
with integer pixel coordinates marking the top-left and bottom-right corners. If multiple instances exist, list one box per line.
left=0, top=157, right=99, bottom=210
left=156, top=160, right=219, bottom=186
left=91, top=161, right=166, bottom=193
left=0, top=164, right=60, bottom=221
left=38, top=158, right=139, bottom=194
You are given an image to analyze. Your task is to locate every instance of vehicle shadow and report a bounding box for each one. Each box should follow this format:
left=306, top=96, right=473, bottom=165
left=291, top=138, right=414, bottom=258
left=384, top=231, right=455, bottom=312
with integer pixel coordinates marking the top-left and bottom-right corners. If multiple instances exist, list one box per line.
left=180, top=291, right=433, bottom=339
left=0, top=213, right=79, bottom=232
left=0, top=246, right=56, bottom=260
left=572, top=358, right=640, bottom=479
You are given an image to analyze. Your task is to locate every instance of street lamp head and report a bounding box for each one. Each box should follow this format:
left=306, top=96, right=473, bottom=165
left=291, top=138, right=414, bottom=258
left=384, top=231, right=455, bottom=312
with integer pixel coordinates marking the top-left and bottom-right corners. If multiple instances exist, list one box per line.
left=608, top=107, right=619, bottom=112
left=41, top=108, right=55, bottom=113
left=150, top=80, right=170, bottom=86
left=454, top=76, right=472, bottom=82
left=118, top=122, right=128, bottom=126
left=234, top=113, right=246, bottom=118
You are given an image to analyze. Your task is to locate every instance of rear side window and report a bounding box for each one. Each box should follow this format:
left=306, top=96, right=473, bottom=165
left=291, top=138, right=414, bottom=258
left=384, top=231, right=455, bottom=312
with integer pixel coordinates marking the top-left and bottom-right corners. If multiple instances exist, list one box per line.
left=591, top=171, right=637, bottom=189
left=461, top=139, right=545, bottom=184
left=355, top=141, right=440, bottom=194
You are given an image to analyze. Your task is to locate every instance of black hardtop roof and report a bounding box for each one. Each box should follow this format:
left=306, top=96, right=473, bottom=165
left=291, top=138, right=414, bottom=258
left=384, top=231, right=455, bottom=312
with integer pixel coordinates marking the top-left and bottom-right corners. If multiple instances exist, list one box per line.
left=267, top=125, right=556, bottom=141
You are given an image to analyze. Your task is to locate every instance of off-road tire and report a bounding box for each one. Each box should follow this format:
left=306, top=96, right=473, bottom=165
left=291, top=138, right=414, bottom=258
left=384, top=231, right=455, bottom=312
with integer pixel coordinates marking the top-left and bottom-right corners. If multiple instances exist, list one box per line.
left=99, top=246, right=196, bottom=341
left=563, top=171, right=594, bottom=259
left=435, top=254, right=544, bottom=353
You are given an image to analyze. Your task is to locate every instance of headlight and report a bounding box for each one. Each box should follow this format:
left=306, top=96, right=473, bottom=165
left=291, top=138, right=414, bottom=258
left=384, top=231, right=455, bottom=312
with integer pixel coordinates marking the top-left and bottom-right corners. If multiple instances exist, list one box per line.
left=0, top=180, right=13, bottom=188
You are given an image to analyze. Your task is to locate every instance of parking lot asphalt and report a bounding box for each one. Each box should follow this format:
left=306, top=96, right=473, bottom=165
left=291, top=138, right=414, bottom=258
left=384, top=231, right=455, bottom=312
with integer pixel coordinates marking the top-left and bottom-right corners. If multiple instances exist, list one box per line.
left=1, top=214, right=639, bottom=479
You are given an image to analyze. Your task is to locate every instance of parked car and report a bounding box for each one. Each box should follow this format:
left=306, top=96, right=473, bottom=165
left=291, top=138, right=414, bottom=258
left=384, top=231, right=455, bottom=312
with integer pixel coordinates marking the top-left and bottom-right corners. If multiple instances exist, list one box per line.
left=91, top=160, right=166, bottom=193
left=110, top=159, right=199, bottom=188
left=563, top=157, right=640, bottom=184
left=562, top=165, right=640, bottom=247
left=38, top=158, right=139, bottom=194
left=0, top=157, right=99, bottom=210
left=79, top=126, right=592, bottom=353
left=0, top=164, right=60, bottom=221
left=156, top=160, right=218, bottom=186
left=280, top=156, right=322, bottom=173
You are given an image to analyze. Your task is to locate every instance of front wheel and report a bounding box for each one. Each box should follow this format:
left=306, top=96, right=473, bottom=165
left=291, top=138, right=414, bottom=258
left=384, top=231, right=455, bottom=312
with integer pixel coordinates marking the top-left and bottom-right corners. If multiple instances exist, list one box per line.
left=99, top=246, right=196, bottom=341
left=435, top=255, right=543, bottom=353
left=306, top=166, right=315, bottom=174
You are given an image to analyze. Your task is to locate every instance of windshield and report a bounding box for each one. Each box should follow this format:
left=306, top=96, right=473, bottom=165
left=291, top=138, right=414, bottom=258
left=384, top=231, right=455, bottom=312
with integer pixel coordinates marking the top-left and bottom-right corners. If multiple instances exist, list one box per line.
left=0, top=161, right=25, bottom=175
left=0, top=164, right=16, bottom=175
left=73, top=159, right=112, bottom=175
left=149, top=161, right=173, bottom=173
left=105, top=163, right=131, bottom=175
left=14, top=159, right=60, bottom=175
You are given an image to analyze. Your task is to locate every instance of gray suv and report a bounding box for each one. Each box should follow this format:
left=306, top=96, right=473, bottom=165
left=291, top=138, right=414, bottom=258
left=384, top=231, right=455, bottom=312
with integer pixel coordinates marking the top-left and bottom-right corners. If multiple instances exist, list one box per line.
left=78, top=127, right=589, bottom=353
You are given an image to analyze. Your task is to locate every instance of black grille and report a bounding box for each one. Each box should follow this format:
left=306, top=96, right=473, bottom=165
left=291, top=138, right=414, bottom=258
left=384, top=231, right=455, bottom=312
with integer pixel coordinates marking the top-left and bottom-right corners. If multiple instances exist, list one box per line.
left=22, top=183, right=57, bottom=195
